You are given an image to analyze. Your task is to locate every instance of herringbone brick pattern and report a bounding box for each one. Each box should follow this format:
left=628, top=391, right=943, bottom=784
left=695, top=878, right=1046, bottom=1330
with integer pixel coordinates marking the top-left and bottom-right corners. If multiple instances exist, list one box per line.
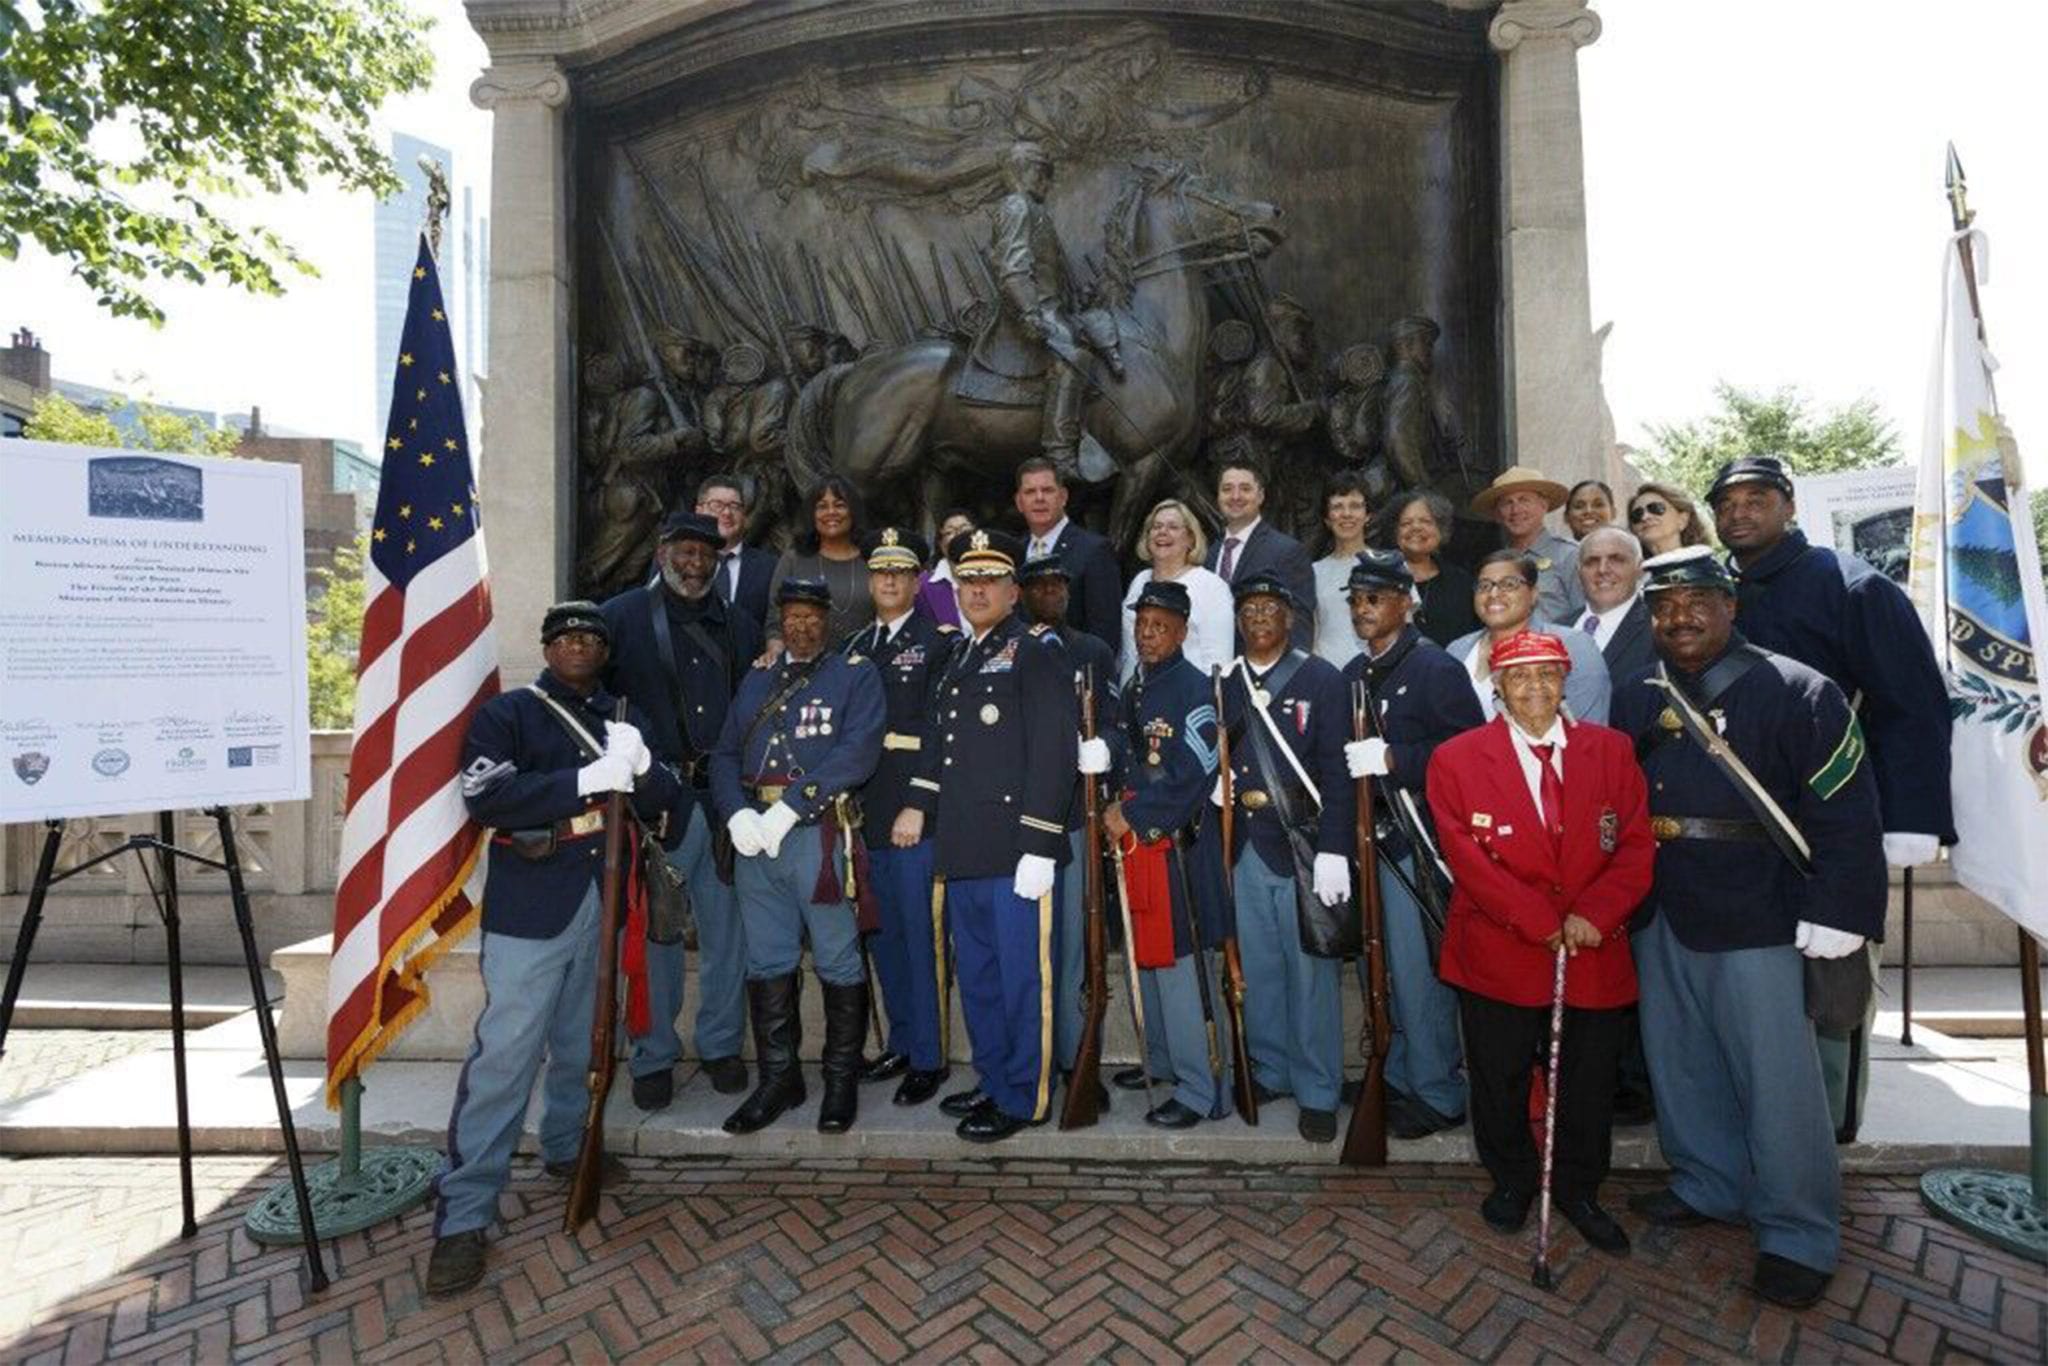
left=0, top=1154, right=2039, bottom=1363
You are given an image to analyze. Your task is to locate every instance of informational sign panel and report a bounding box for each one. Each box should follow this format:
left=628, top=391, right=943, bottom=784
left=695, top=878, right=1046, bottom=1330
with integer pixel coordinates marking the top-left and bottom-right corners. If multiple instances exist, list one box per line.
left=1793, top=466, right=1919, bottom=585
left=0, top=439, right=311, bottom=820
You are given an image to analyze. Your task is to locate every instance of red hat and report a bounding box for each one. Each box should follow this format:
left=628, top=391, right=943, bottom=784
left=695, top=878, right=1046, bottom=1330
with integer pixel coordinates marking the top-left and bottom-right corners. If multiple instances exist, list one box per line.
left=1489, top=629, right=1572, bottom=673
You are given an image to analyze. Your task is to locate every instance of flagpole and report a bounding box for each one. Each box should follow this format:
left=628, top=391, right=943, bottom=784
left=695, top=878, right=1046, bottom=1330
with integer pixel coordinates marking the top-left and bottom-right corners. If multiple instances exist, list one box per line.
left=1915, top=146, right=2048, bottom=1265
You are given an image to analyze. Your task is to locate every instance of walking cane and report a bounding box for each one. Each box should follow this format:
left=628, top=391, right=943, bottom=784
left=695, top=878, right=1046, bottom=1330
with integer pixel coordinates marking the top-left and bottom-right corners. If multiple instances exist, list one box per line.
left=1531, top=944, right=1569, bottom=1292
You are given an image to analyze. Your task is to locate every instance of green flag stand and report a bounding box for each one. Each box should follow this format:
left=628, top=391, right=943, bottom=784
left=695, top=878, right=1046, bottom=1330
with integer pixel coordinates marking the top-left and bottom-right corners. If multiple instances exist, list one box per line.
left=245, top=1075, right=441, bottom=1244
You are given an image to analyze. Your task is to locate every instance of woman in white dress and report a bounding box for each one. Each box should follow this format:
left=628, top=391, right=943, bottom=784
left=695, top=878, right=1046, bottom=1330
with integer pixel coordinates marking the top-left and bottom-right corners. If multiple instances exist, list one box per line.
left=1307, top=471, right=1371, bottom=667
left=1119, top=499, right=1234, bottom=681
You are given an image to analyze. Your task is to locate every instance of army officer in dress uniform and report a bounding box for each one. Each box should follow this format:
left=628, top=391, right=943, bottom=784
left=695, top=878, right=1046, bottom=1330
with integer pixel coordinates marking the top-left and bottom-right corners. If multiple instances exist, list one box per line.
left=710, top=579, right=884, bottom=1136
left=1216, top=570, right=1355, bottom=1143
left=428, top=601, right=681, bottom=1298
left=599, top=508, right=761, bottom=1111
left=847, top=528, right=958, bottom=1107
left=906, top=529, right=1079, bottom=1143
left=1612, top=547, right=1886, bottom=1310
left=1103, top=578, right=1226, bottom=1127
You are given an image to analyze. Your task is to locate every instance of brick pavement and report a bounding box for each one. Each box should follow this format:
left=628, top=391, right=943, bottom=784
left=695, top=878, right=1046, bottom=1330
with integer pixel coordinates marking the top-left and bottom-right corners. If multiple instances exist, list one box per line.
left=0, top=1153, right=2039, bottom=1364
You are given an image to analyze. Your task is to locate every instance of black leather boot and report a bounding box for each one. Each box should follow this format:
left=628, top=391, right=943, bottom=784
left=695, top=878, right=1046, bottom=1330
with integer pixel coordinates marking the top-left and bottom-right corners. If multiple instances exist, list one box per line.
left=817, top=980, right=867, bottom=1134
left=723, top=973, right=805, bottom=1134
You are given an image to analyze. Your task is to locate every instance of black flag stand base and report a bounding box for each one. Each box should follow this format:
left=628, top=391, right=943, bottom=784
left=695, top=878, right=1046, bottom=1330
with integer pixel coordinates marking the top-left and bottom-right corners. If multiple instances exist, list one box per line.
left=0, top=810, right=330, bottom=1292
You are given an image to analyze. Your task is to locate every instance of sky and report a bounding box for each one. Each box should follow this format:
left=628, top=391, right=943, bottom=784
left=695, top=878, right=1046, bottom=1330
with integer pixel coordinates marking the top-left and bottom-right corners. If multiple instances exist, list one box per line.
left=3, top=0, right=2043, bottom=479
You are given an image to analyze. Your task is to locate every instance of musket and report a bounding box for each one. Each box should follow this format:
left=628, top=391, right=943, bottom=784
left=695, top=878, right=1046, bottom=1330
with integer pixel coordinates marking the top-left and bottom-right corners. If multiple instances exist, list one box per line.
left=564, top=698, right=633, bottom=1232
left=1340, top=677, right=1392, bottom=1167
left=1108, top=837, right=1159, bottom=1116
left=619, top=145, right=772, bottom=352
left=1211, top=666, right=1258, bottom=1125
left=597, top=216, right=687, bottom=431
left=1168, top=821, right=1227, bottom=1111
left=1947, top=143, right=1985, bottom=334
left=1060, top=666, right=1110, bottom=1130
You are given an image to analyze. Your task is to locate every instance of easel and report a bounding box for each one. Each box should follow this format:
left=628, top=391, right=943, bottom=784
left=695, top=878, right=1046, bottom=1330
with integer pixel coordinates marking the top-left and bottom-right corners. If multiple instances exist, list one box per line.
left=0, top=809, right=329, bottom=1291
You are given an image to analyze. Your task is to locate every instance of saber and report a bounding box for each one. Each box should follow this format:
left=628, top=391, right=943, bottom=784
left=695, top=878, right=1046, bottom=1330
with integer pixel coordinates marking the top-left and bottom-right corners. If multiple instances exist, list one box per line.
left=1109, top=839, right=1159, bottom=1116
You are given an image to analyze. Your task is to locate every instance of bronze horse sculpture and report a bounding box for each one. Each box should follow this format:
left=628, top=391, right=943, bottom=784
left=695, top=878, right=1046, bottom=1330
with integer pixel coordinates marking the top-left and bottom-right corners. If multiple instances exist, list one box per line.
left=787, top=161, right=1284, bottom=546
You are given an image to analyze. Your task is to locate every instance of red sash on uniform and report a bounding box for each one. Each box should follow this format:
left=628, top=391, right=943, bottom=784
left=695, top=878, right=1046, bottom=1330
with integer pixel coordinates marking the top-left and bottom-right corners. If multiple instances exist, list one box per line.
left=811, top=806, right=880, bottom=933
left=1118, top=829, right=1178, bottom=969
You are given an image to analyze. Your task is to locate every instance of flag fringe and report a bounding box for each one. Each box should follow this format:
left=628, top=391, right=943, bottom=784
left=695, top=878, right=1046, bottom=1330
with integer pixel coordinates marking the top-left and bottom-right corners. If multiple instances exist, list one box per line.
left=323, top=833, right=486, bottom=1109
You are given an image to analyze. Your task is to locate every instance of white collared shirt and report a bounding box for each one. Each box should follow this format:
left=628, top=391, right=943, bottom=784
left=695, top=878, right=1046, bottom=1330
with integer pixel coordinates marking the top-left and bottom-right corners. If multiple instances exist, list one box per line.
left=1505, top=715, right=1568, bottom=824
left=1580, top=593, right=1638, bottom=651
left=1217, top=516, right=1261, bottom=580
left=1027, top=516, right=1069, bottom=564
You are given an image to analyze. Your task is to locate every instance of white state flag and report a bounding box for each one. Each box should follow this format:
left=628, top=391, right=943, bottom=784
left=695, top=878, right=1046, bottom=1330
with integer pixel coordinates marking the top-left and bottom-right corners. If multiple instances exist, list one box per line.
left=1909, top=225, right=2048, bottom=942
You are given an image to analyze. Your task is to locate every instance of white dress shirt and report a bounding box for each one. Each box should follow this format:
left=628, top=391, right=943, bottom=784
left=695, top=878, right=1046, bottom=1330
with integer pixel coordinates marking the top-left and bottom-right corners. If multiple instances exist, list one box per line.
left=1216, top=517, right=1261, bottom=581
left=1026, top=517, right=1069, bottom=565
left=1578, top=594, right=1637, bottom=652
left=1504, top=714, right=1568, bottom=824
left=1119, top=566, right=1234, bottom=681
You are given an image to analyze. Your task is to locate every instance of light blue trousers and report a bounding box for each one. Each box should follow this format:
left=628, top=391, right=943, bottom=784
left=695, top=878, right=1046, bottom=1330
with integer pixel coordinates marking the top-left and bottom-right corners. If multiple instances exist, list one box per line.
left=1360, top=851, right=1465, bottom=1117
left=1635, top=914, right=1843, bottom=1272
left=1234, top=845, right=1343, bottom=1111
left=434, top=881, right=600, bottom=1237
left=633, top=806, right=746, bottom=1078
left=1137, top=950, right=1231, bottom=1119
left=736, top=822, right=863, bottom=986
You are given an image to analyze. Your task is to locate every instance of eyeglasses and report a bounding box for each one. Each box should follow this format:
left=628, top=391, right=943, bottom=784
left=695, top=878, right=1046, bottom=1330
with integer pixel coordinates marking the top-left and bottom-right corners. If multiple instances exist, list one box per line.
left=1237, top=600, right=1288, bottom=620
left=1474, top=578, right=1532, bottom=596
left=1629, top=500, right=1669, bottom=522
left=697, top=497, right=743, bottom=513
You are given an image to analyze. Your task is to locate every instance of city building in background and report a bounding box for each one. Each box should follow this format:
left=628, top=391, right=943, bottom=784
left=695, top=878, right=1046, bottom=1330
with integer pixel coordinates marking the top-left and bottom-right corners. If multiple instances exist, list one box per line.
left=374, top=132, right=487, bottom=442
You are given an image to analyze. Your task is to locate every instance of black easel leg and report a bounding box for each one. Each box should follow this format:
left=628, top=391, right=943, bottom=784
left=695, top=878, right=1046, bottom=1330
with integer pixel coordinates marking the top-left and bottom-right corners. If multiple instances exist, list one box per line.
left=0, top=821, right=65, bottom=1060
left=212, top=808, right=329, bottom=1292
left=155, top=811, right=199, bottom=1239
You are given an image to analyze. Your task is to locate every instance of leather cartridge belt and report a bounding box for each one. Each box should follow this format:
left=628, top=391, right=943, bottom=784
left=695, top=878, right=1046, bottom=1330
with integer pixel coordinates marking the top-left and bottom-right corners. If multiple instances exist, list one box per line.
left=1650, top=815, right=1768, bottom=844
left=492, top=807, right=604, bottom=845
left=882, top=732, right=922, bottom=752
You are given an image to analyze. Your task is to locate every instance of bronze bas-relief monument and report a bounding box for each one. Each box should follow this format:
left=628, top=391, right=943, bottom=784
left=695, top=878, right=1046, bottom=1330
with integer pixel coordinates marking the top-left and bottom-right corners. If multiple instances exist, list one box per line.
left=558, top=4, right=1504, bottom=597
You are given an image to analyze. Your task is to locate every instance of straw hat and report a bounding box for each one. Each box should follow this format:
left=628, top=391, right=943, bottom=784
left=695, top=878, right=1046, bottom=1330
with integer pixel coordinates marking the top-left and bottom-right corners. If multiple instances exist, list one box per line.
left=1468, top=465, right=1570, bottom=517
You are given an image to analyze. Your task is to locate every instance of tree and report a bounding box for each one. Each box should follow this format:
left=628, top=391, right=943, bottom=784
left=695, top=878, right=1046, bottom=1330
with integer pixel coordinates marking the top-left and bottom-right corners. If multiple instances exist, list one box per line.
left=1637, top=382, right=1903, bottom=495
left=1, top=0, right=433, bottom=324
left=308, top=538, right=367, bottom=729
left=23, top=389, right=240, bottom=456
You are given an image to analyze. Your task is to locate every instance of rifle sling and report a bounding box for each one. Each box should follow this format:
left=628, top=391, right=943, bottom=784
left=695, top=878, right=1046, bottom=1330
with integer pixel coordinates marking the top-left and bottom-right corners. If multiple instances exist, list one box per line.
left=1651, top=657, right=1815, bottom=877
left=649, top=587, right=732, bottom=770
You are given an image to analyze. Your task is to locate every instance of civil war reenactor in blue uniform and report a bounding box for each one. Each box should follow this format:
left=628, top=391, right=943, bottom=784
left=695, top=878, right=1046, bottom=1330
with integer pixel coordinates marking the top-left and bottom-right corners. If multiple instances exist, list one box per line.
left=1019, top=553, right=1122, bottom=1104
left=428, top=601, right=682, bottom=1297
left=599, top=509, right=763, bottom=1111
left=1707, top=455, right=1954, bottom=1142
left=710, top=579, right=884, bottom=1134
left=906, top=529, right=1078, bottom=1143
left=1215, top=570, right=1356, bottom=1142
left=1102, top=579, right=1226, bottom=1128
left=1612, top=547, right=1886, bottom=1310
left=1340, top=548, right=1486, bottom=1139
left=845, top=528, right=958, bottom=1107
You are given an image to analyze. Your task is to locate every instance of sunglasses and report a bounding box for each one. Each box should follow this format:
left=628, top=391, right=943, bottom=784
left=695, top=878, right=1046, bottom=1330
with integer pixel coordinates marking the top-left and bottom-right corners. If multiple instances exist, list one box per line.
left=1629, top=500, right=1670, bottom=522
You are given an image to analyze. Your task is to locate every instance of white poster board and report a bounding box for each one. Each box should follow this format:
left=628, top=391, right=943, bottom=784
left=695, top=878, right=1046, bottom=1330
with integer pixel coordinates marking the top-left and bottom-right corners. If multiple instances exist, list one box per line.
left=1792, top=466, right=1918, bottom=586
left=0, top=439, right=311, bottom=820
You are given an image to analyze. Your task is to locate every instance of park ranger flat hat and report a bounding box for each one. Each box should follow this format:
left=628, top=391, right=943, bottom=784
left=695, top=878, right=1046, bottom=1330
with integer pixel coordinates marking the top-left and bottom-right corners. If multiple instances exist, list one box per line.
left=1706, top=454, right=1796, bottom=506
left=1348, top=547, right=1414, bottom=595
left=863, top=526, right=929, bottom=573
left=776, top=577, right=833, bottom=609
left=656, top=509, right=721, bottom=546
left=541, top=600, right=610, bottom=644
left=947, top=528, right=1026, bottom=580
left=1642, top=545, right=1737, bottom=595
left=1469, top=464, right=1569, bottom=517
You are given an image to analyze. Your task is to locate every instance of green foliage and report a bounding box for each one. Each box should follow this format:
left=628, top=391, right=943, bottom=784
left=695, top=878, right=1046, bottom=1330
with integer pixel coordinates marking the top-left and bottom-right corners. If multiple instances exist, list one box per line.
left=1952, top=542, right=2022, bottom=610
left=0, top=0, right=433, bottom=324
left=308, top=538, right=368, bottom=729
left=1638, top=383, right=1904, bottom=498
left=23, top=389, right=239, bottom=455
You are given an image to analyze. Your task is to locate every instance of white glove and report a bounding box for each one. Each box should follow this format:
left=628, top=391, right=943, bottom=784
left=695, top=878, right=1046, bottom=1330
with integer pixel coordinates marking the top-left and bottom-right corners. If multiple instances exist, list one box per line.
left=757, top=801, right=800, bottom=859
left=1883, top=832, right=1941, bottom=869
left=726, top=808, right=766, bottom=858
left=1345, top=738, right=1390, bottom=779
left=1794, top=920, right=1866, bottom=960
left=576, top=752, right=634, bottom=796
left=1013, top=853, right=1056, bottom=901
left=1078, top=737, right=1111, bottom=775
left=604, top=720, right=651, bottom=776
left=1313, top=853, right=1352, bottom=907
left=1211, top=774, right=1226, bottom=807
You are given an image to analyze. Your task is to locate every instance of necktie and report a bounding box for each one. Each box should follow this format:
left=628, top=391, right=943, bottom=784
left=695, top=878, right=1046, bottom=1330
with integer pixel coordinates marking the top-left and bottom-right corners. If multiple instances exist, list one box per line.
left=1530, top=742, right=1564, bottom=847
left=1032, top=537, right=1047, bottom=561
left=871, top=621, right=886, bottom=654
left=1581, top=613, right=1599, bottom=635
left=717, top=552, right=736, bottom=602
left=1220, top=535, right=1241, bottom=580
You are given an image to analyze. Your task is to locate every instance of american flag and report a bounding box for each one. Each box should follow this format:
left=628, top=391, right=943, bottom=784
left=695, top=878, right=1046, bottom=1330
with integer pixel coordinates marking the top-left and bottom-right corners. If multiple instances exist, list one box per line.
left=326, top=235, right=500, bottom=1105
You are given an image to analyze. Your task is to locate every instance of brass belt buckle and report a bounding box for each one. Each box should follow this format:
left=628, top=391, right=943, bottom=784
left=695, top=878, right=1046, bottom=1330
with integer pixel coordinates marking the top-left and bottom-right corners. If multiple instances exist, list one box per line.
left=754, top=783, right=787, bottom=804
left=1650, top=815, right=1681, bottom=841
left=1239, top=789, right=1271, bottom=811
left=567, top=809, right=604, bottom=838
left=882, top=733, right=922, bottom=752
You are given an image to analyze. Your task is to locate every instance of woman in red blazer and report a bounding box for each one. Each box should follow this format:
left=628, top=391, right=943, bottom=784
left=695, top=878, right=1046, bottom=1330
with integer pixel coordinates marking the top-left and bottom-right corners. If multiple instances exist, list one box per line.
left=1425, top=630, right=1654, bottom=1256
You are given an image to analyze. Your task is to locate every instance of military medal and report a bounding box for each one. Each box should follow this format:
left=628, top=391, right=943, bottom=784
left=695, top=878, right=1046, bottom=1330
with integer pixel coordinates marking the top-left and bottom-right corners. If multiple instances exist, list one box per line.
left=1599, top=808, right=1619, bottom=853
left=980, top=703, right=1000, bottom=725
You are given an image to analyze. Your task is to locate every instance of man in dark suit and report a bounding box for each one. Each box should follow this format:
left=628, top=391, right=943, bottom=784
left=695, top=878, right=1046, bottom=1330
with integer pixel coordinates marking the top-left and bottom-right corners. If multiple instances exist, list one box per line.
left=1014, top=457, right=1122, bottom=656
left=696, top=472, right=777, bottom=628
left=1574, top=527, right=1654, bottom=683
left=1204, top=461, right=1315, bottom=651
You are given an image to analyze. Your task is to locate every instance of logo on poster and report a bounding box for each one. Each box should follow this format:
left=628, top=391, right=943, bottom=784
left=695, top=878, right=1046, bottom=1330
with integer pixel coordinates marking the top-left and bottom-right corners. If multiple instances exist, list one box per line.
left=164, top=746, right=206, bottom=773
left=11, top=753, right=50, bottom=785
left=92, top=748, right=131, bottom=777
